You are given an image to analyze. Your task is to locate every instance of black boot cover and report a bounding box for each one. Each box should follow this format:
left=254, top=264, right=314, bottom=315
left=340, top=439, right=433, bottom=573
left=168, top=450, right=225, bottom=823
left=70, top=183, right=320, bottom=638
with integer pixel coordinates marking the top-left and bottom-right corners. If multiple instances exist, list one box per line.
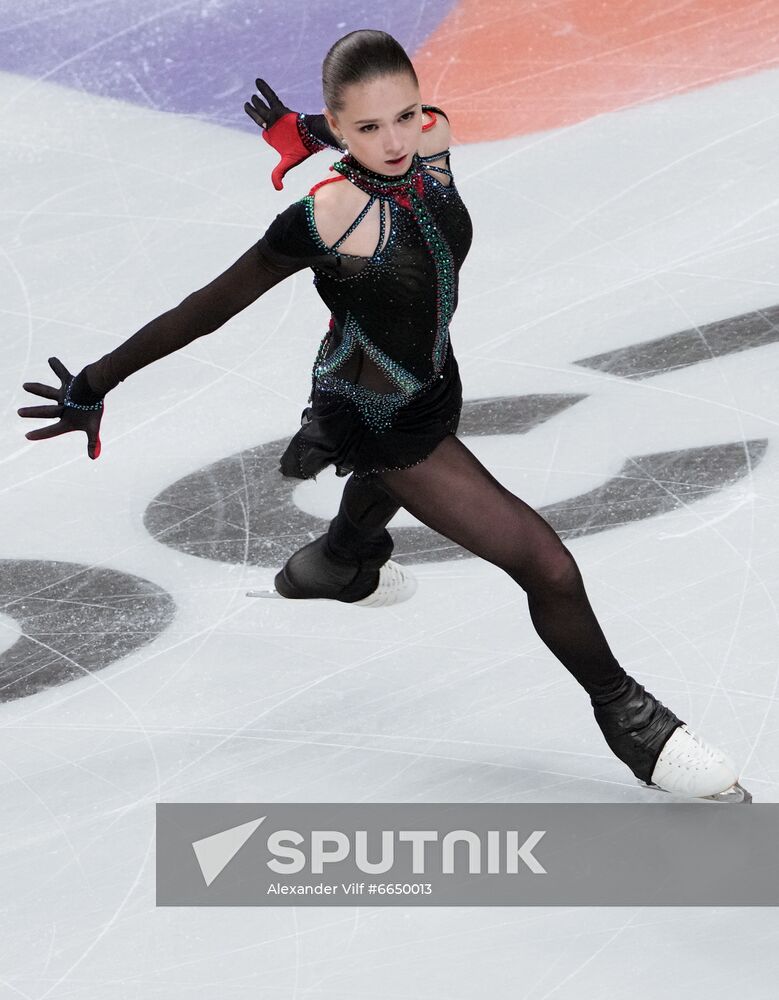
left=274, top=534, right=380, bottom=603
left=591, top=675, right=685, bottom=784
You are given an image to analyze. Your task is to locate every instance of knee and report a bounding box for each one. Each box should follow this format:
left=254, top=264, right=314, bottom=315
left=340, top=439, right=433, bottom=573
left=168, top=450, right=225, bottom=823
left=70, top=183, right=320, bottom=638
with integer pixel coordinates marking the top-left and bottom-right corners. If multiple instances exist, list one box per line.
left=510, top=542, right=581, bottom=596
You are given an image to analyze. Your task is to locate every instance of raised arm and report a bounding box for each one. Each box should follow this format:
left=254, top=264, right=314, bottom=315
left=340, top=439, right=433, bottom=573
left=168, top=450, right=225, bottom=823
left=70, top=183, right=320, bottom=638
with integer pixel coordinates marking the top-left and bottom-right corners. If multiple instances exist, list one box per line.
left=244, top=79, right=345, bottom=191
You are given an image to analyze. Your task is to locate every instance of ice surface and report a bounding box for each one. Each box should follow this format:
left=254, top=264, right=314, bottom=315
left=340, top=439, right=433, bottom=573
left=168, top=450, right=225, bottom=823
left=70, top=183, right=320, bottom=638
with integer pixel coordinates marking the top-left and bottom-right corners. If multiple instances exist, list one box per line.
left=2, top=5, right=779, bottom=997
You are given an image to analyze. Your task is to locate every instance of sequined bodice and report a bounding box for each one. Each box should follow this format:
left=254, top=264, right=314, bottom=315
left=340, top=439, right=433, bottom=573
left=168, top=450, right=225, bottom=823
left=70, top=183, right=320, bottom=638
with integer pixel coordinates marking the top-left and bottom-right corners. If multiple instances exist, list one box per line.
left=256, top=142, right=473, bottom=433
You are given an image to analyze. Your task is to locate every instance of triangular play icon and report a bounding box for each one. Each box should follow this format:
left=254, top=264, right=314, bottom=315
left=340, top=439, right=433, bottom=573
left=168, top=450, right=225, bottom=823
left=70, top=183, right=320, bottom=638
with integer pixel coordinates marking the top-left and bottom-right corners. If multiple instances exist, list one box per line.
left=192, top=816, right=266, bottom=887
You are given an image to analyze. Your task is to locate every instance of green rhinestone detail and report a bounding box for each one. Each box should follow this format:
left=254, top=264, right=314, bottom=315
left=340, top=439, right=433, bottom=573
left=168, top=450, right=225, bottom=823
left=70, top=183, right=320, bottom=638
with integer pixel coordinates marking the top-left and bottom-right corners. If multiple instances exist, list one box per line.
left=310, top=311, right=426, bottom=430
left=331, top=153, right=457, bottom=376
left=312, top=328, right=355, bottom=379
left=301, top=150, right=460, bottom=434
left=347, top=315, right=424, bottom=395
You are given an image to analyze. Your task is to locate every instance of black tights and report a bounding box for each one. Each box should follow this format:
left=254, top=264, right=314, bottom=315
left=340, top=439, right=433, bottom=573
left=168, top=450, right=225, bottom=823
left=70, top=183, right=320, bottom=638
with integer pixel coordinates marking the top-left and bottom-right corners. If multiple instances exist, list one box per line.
left=278, top=433, right=630, bottom=704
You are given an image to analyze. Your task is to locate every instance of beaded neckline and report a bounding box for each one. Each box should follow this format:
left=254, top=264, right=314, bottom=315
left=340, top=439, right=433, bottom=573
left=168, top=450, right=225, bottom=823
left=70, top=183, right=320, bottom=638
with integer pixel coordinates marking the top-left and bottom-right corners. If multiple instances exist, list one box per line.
left=338, top=151, right=420, bottom=182
left=331, top=151, right=425, bottom=203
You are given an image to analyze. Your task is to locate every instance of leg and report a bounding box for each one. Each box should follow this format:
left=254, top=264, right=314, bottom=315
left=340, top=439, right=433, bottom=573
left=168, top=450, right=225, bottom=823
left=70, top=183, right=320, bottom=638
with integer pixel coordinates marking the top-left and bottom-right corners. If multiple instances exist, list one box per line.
left=275, top=472, right=402, bottom=602
left=376, top=434, right=684, bottom=784
left=377, top=434, right=628, bottom=701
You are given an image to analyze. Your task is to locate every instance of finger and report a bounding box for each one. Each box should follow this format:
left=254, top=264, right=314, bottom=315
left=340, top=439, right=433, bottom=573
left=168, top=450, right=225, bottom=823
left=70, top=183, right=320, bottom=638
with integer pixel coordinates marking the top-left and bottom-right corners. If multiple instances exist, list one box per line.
left=250, top=94, right=270, bottom=120
left=48, top=356, right=72, bottom=384
left=21, top=381, right=60, bottom=400
left=244, top=102, right=266, bottom=128
left=243, top=104, right=267, bottom=128
left=85, top=404, right=104, bottom=459
left=24, top=422, right=68, bottom=441
left=88, top=427, right=102, bottom=460
left=255, top=78, right=282, bottom=110
left=270, top=162, right=285, bottom=191
left=17, top=403, right=63, bottom=418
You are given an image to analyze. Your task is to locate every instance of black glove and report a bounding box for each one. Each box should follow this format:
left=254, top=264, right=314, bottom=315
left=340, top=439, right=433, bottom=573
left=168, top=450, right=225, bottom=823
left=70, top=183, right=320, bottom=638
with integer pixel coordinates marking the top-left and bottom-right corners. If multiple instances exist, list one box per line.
left=19, top=357, right=105, bottom=460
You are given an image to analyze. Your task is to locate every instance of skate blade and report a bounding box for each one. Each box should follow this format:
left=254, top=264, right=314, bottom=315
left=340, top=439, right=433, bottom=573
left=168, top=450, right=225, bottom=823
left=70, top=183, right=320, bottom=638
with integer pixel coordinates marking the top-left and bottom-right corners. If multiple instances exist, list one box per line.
left=639, top=779, right=753, bottom=804
left=701, top=781, right=753, bottom=804
left=245, top=587, right=400, bottom=608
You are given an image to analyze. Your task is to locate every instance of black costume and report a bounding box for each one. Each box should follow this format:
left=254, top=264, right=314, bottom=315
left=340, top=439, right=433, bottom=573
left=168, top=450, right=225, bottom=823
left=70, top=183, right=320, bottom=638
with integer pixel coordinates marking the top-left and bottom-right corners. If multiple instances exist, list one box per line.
left=63, top=105, right=684, bottom=786
left=260, top=138, right=472, bottom=479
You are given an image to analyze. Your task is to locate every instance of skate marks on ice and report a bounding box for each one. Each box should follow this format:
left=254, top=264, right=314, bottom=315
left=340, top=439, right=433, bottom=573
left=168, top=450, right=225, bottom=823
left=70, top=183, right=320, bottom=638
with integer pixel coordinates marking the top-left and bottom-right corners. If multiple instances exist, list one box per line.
left=0, top=560, right=176, bottom=702
left=574, top=301, right=779, bottom=378
left=141, top=397, right=767, bottom=567
left=140, top=393, right=587, bottom=568
left=0, top=0, right=455, bottom=132
left=5, top=315, right=766, bottom=702
left=540, top=439, right=766, bottom=540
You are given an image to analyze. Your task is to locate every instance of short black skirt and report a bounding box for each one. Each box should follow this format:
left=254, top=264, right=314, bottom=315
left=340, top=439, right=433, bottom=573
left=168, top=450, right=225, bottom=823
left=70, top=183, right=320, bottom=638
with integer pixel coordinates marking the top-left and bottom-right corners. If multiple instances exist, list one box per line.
left=279, top=341, right=463, bottom=480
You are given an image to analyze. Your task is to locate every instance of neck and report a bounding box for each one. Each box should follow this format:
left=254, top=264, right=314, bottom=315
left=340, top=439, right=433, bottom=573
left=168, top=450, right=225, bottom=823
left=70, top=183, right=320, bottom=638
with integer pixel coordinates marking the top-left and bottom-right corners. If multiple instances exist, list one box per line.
left=341, top=151, right=420, bottom=183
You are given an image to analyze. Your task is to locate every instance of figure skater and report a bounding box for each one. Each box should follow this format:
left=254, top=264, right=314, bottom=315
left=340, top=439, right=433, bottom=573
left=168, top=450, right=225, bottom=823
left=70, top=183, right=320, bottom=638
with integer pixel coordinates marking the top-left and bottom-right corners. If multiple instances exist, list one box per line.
left=18, top=30, right=751, bottom=803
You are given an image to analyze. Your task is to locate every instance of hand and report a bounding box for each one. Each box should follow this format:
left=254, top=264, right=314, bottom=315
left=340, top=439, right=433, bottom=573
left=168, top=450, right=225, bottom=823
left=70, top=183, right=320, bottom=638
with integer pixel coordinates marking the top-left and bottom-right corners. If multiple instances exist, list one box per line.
left=18, top=357, right=104, bottom=460
left=243, top=77, right=293, bottom=132
left=244, top=78, right=319, bottom=191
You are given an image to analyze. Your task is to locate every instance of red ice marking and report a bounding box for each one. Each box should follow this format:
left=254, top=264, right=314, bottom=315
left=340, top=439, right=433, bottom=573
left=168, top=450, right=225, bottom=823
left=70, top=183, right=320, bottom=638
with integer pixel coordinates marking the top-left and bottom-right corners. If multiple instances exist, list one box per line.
left=413, top=0, right=779, bottom=143
left=309, top=175, right=346, bottom=196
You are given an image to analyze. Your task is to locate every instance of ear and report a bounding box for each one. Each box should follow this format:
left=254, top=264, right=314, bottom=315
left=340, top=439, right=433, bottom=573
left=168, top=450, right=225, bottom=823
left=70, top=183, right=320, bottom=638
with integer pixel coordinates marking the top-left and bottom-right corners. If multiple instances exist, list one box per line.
left=323, top=107, right=336, bottom=130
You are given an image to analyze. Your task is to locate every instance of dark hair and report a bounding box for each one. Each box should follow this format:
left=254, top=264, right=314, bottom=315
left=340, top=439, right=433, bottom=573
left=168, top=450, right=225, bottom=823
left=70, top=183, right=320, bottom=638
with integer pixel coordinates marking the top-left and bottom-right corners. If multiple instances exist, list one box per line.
left=322, top=29, right=419, bottom=115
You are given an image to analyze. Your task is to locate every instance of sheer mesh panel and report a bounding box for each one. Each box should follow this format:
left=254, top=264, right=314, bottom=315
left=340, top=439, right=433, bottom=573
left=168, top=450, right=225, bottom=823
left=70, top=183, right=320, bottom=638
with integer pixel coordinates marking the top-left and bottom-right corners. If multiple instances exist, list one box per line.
left=312, top=157, right=452, bottom=397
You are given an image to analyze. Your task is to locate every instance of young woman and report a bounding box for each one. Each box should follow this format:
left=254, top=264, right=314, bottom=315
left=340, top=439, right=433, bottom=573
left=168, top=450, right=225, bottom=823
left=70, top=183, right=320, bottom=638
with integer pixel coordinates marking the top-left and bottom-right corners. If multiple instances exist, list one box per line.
left=18, top=30, right=751, bottom=804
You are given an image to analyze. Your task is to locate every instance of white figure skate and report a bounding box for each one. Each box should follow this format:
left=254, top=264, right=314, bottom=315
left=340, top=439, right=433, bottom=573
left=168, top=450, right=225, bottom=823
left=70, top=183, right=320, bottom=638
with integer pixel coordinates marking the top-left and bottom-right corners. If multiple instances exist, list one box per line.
left=350, top=560, right=417, bottom=607
left=246, top=559, right=417, bottom=608
left=592, top=677, right=752, bottom=803
left=642, top=724, right=752, bottom=803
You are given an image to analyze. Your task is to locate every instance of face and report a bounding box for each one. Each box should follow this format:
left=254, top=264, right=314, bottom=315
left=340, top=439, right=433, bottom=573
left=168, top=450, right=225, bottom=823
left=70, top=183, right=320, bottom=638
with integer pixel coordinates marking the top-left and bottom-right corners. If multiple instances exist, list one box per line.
left=324, top=72, right=423, bottom=175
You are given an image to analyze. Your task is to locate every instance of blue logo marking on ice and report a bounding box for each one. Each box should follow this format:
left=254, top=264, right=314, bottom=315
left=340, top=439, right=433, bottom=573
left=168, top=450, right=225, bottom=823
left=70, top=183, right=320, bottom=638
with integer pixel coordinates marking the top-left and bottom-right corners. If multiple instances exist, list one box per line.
left=192, top=816, right=266, bottom=887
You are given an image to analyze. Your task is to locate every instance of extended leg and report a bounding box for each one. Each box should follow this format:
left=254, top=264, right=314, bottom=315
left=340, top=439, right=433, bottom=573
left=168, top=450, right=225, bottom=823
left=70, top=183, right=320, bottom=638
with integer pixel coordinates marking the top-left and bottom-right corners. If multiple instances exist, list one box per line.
left=377, top=434, right=749, bottom=799
left=376, top=435, right=705, bottom=789
left=377, top=434, right=630, bottom=702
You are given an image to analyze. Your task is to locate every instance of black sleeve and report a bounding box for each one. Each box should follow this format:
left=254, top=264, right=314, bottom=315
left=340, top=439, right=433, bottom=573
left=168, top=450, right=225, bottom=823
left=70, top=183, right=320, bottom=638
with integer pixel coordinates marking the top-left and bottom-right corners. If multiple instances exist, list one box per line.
left=82, top=201, right=334, bottom=397
left=298, top=113, right=344, bottom=153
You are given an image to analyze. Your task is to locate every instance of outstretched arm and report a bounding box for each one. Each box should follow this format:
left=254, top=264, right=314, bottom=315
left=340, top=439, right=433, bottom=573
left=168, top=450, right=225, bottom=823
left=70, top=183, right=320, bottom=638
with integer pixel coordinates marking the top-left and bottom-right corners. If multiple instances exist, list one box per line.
left=18, top=219, right=322, bottom=458
left=81, top=240, right=297, bottom=397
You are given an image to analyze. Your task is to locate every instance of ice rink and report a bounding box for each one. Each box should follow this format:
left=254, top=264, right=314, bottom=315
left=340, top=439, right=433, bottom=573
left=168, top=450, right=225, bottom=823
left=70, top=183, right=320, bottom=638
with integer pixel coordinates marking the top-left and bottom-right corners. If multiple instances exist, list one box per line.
left=2, top=1, right=779, bottom=996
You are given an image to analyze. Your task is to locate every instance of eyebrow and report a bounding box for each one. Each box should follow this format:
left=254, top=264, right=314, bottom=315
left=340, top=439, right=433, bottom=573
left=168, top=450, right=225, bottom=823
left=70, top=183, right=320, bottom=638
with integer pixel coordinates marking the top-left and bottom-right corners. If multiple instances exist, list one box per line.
left=353, top=103, right=418, bottom=125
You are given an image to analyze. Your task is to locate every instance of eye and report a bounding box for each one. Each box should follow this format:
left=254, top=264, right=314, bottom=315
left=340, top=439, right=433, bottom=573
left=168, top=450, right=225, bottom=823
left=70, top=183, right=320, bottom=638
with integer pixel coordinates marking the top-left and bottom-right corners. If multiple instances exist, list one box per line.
left=359, top=110, right=418, bottom=133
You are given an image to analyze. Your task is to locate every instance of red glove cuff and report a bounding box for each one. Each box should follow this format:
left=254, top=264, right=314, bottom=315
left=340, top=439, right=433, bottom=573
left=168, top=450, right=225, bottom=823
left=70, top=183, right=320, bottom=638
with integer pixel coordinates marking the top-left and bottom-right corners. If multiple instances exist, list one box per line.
left=262, top=111, right=326, bottom=158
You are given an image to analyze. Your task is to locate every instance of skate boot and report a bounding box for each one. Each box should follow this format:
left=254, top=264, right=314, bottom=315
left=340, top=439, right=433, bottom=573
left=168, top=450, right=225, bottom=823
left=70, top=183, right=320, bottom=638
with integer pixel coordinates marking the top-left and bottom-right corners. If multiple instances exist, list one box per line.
left=646, top=724, right=752, bottom=803
left=249, top=535, right=417, bottom=607
left=592, top=676, right=751, bottom=803
left=350, top=559, right=417, bottom=607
